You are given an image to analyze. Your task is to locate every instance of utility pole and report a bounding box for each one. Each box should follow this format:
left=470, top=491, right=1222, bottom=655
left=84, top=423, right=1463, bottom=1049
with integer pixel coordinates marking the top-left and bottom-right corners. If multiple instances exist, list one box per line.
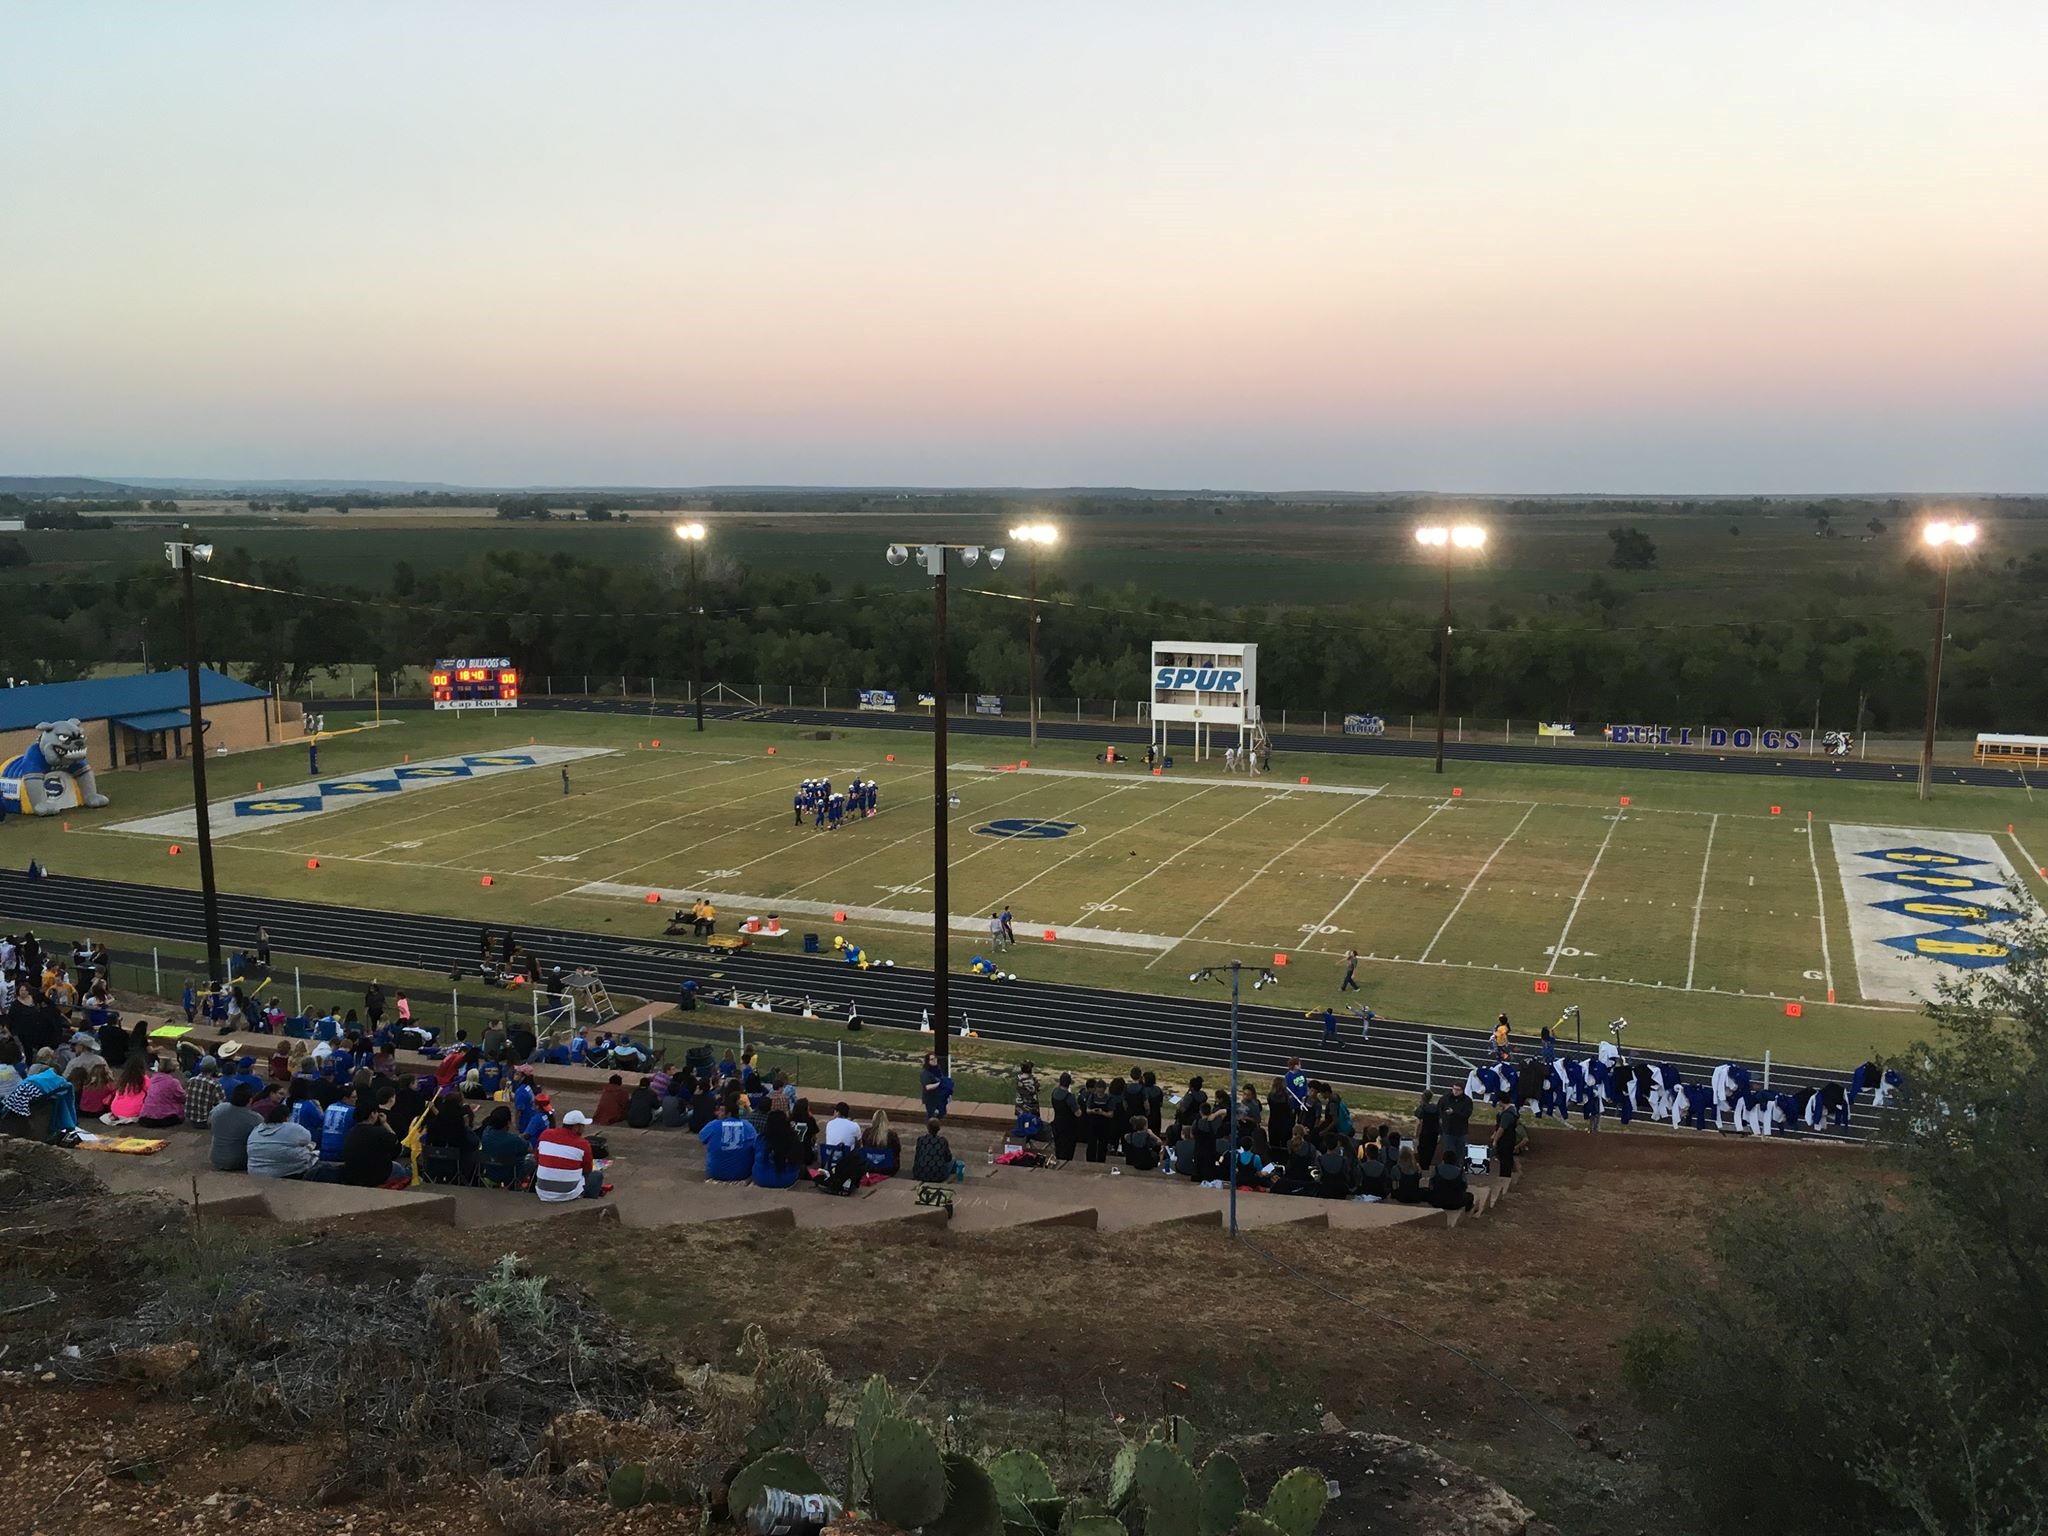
left=1007, top=523, right=1058, bottom=750
left=170, top=529, right=223, bottom=980
left=674, top=521, right=709, bottom=730
left=931, top=551, right=951, bottom=1073
left=1415, top=523, right=1486, bottom=775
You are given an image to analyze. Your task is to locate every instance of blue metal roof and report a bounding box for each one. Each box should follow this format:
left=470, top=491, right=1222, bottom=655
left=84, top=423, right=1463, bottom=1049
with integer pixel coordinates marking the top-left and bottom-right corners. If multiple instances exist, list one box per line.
left=0, top=670, right=268, bottom=734
left=113, top=709, right=195, bottom=733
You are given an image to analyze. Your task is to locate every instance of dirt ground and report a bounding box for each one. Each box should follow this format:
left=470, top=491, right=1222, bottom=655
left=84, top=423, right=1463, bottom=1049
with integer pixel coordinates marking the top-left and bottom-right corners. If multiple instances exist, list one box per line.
left=0, top=1123, right=1878, bottom=1536
left=449, top=1123, right=1876, bottom=1535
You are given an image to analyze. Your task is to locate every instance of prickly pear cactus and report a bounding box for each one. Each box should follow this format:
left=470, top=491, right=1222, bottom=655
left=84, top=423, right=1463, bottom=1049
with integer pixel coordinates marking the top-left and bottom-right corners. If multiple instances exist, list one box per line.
left=865, top=1415, right=949, bottom=1529
left=608, top=1462, right=648, bottom=1510
left=1259, top=1469, right=1327, bottom=1536
left=849, top=1374, right=899, bottom=1504
left=988, top=1448, right=1059, bottom=1536
left=1108, top=1441, right=1142, bottom=1511
left=748, top=1389, right=828, bottom=1457
left=1129, top=1441, right=1200, bottom=1536
left=926, top=1452, right=1005, bottom=1536
left=1233, top=1514, right=1287, bottom=1536
left=1069, top=1519, right=1129, bottom=1536
left=1195, top=1453, right=1246, bottom=1536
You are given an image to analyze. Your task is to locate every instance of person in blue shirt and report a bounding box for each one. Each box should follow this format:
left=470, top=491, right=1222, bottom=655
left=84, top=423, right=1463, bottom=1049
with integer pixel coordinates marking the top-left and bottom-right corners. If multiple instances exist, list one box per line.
left=752, top=1109, right=803, bottom=1188
left=1320, top=1008, right=1339, bottom=1044
left=181, top=983, right=198, bottom=1023
left=793, top=789, right=807, bottom=826
left=920, top=1053, right=953, bottom=1120
left=318, top=1087, right=357, bottom=1160
left=1282, top=1057, right=1310, bottom=1114
left=221, top=1055, right=266, bottom=1101
left=700, top=1103, right=759, bottom=1182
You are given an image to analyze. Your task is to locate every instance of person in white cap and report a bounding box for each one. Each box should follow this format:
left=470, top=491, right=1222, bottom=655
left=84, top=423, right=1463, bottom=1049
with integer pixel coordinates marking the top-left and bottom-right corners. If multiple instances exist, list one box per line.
left=534, top=1109, right=605, bottom=1201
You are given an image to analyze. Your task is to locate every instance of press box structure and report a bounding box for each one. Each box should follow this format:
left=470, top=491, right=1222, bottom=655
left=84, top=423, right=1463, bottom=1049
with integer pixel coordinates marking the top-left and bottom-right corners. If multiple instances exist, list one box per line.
left=1149, top=641, right=1260, bottom=762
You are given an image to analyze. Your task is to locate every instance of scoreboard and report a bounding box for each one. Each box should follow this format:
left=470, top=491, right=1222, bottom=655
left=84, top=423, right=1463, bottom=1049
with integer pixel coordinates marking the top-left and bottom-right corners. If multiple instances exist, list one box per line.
left=431, top=657, right=520, bottom=711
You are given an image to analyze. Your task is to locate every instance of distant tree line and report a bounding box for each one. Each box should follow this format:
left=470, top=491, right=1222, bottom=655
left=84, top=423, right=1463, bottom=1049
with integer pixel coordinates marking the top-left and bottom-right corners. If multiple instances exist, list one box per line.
left=3, top=539, right=2043, bottom=734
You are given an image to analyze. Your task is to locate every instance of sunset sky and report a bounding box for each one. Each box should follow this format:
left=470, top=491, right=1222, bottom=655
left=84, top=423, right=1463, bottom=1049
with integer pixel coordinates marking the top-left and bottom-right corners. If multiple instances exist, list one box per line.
left=5, top=2, right=2045, bottom=491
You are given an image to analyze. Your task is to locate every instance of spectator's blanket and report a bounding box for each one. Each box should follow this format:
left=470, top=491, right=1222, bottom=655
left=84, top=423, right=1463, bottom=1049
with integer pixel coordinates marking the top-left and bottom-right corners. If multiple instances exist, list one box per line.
left=73, top=1136, right=169, bottom=1156
left=149, top=1024, right=195, bottom=1040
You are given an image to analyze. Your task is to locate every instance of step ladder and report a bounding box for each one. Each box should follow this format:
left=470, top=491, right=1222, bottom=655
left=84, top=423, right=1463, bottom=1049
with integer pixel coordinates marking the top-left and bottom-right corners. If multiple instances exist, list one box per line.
left=565, top=967, right=619, bottom=1023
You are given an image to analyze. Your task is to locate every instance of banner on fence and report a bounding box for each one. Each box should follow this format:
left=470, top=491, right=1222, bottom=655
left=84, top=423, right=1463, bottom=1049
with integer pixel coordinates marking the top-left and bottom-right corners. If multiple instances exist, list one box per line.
left=1342, top=714, right=1385, bottom=736
left=973, top=694, right=1004, bottom=716
left=915, top=693, right=936, bottom=708
left=1538, top=722, right=1576, bottom=738
left=858, top=690, right=897, bottom=712
left=1601, top=724, right=1806, bottom=750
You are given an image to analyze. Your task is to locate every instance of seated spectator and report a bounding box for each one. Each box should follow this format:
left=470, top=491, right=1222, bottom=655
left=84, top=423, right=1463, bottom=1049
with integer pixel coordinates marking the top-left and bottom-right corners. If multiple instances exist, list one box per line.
left=700, top=1102, right=759, bottom=1182
left=1392, top=1147, right=1424, bottom=1203
left=1356, top=1142, right=1390, bottom=1200
left=73, top=1063, right=115, bottom=1119
left=859, top=1111, right=901, bottom=1176
left=789, top=1098, right=819, bottom=1166
left=420, top=1092, right=476, bottom=1181
left=209, top=1084, right=263, bottom=1172
left=1428, top=1156, right=1475, bottom=1212
left=1121, top=1115, right=1162, bottom=1171
left=910, top=1118, right=955, bottom=1183
left=625, top=1077, right=660, bottom=1129
left=594, top=1074, right=632, bottom=1126
left=536, top=1110, right=604, bottom=1201
left=3, top=1052, right=82, bottom=1146
left=63, top=1031, right=106, bottom=1083
left=477, top=1105, right=531, bottom=1188
left=340, top=1102, right=411, bottom=1188
left=221, top=1055, right=265, bottom=1102
left=1313, top=1134, right=1353, bottom=1198
left=318, top=1085, right=358, bottom=1161
left=183, top=1057, right=223, bottom=1128
left=103, top=1055, right=149, bottom=1125
left=821, top=1102, right=861, bottom=1161
left=247, top=1100, right=330, bottom=1180
left=753, top=1109, right=804, bottom=1189
left=138, top=1057, right=187, bottom=1128
left=657, top=1079, right=688, bottom=1129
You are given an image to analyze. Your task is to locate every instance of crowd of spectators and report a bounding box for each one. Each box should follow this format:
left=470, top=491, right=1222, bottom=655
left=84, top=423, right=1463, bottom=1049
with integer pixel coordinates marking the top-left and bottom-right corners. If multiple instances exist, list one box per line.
left=1010, top=1057, right=1489, bottom=1210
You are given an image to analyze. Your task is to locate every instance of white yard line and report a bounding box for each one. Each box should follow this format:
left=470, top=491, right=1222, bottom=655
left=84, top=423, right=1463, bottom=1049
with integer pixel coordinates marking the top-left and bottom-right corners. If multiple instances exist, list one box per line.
left=954, top=764, right=1385, bottom=798
left=1418, top=802, right=1537, bottom=965
left=1546, top=808, right=1625, bottom=976
left=1684, top=812, right=1719, bottom=991
left=2010, top=829, right=2047, bottom=889
left=1805, top=815, right=1836, bottom=998
left=1069, top=792, right=1288, bottom=923
left=1298, top=800, right=1452, bottom=943
left=1143, top=793, right=1369, bottom=969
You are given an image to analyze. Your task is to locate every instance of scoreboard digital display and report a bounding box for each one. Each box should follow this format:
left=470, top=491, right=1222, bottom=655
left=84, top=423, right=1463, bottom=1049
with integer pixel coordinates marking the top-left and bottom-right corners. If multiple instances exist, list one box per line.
left=431, top=657, right=520, bottom=711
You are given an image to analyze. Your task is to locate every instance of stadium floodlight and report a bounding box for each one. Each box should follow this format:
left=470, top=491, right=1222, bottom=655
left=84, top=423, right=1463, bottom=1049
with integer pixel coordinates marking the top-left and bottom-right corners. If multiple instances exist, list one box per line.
left=191, top=543, right=214, bottom=562
left=885, top=544, right=909, bottom=566
left=1415, top=522, right=1488, bottom=773
left=1008, top=521, right=1059, bottom=546
left=674, top=521, right=707, bottom=543
left=986, top=546, right=1006, bottom=570
left=671, top=523, right=711, bottom=730
left=959, top=545, right=981, bottom=567
left=1915, top=517, right=1983, bottom=801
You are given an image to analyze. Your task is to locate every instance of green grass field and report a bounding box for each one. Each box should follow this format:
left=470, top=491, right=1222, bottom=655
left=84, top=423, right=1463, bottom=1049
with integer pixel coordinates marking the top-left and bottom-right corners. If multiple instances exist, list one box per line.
left=17, top=708, right=2046, bottom=1067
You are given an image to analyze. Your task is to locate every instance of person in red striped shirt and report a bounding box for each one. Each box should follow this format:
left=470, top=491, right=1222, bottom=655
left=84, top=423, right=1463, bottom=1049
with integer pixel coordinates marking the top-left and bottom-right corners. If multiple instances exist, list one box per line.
left=534, top=1109, right=608, bottom=1202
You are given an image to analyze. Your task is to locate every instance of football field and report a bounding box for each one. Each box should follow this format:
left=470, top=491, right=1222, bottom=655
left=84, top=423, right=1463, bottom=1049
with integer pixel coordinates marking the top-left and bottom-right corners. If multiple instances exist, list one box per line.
left=45, top=707, right=2046, bottom=1062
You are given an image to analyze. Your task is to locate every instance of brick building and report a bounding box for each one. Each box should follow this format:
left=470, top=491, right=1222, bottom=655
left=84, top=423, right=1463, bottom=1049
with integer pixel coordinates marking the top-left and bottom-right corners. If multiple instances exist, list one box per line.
left=0, top=669, right=280, bottom=776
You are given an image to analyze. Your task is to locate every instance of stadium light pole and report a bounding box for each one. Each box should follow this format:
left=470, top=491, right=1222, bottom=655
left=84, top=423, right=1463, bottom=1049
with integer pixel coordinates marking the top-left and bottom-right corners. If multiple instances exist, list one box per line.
left=674, top=521, right=708, bottom=731
left=1916, top=518, right=1978, bottom=802
left=1006, top=522, right=1059, bottom=749
left=166, top=529, right=224, bottom=982
left=1190, top=961, right=1279, bottom=1237
left=1415, top=524, right=1487, bottom=774
left=886, top=541, right=1005, bottom=1075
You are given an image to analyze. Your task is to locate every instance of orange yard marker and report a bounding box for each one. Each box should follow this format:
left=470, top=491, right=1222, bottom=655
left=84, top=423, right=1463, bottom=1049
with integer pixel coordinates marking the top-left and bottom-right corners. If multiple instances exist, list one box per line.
left=1770, top=805, right=1781, bottom=816
left=1272, top=952, right=1288, bottom=967
left=1452, top=787, right=1463, bottom=797
left=1619, top=795, right=1630, bottom=806
left=481, top=875, right=494, bottom=887
left=1533, top=979, right=1550, bottom=994
left=1784, top=1002, right=1802, bottom=1017
left=306, top=858, right=319, bottom=870
left=645, top=892, right=660, bottom=904
left=1044, top=929, right=1057, bottom=942
left=885, top=753, right=895, bottom=762
left=168, top=844, right=180, bottom=855
left=651, top=738, right=661, bottom=748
